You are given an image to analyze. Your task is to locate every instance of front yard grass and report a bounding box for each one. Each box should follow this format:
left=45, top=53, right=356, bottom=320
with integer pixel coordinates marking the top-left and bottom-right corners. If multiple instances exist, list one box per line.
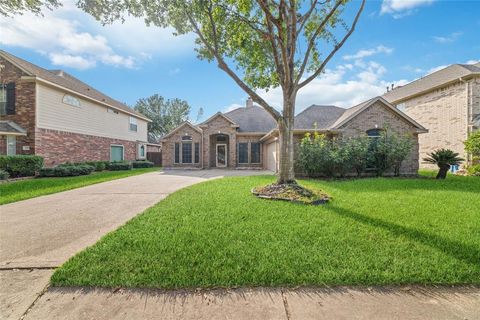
left=51, top=173, right=480, bottom=288
left=0, top=167, right=159, bottom=205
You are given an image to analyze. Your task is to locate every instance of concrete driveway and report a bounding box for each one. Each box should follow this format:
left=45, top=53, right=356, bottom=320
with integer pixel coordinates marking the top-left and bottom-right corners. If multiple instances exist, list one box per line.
left=0, top=169, right=271, bottom=320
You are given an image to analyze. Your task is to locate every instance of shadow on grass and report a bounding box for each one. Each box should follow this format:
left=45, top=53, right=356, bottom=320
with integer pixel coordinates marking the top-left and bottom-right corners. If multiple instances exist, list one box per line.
left=312, top=176, right=480, bottom=194
left=326, top=205, right=480, bottom=267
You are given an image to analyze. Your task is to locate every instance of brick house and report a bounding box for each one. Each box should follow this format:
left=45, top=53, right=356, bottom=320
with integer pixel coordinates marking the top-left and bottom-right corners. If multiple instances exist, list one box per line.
left=161, top=96, right=427, bottom=175
left=383, top=62, right=480, bottom=168
left=0, top=50, right=150, bottom=166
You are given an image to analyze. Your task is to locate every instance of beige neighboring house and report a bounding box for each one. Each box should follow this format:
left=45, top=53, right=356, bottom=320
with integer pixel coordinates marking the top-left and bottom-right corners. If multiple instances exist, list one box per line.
left=0, top=50, right=150, bottom=166
left=161, top=96, right=427, bottom=176
left=383, top=62, right=480, bottom=168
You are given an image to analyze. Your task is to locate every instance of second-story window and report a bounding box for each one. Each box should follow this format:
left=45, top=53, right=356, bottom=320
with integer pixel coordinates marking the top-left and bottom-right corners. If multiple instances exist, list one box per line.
left=0, top=83, right=15, bottom=115
left=129, top=117, right=138, bottom=132
left=0, top=84, right=6, bottom=115
left=62, top=94, right=81, bottom=107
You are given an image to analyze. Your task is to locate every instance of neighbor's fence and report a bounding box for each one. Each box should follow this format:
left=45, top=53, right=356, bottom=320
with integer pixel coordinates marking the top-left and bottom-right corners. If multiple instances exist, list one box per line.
left=147, top=152, right=162, bottom=166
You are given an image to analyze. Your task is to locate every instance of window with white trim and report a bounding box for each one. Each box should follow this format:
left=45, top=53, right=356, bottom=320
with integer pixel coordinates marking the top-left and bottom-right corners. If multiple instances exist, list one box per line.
left=129, top=117, right=138, bottom=132
left=7, top=136, right=16, bottom=155
left=0, top=84, right=6, bottom=115
left=62, top=94, right=81, bottom=107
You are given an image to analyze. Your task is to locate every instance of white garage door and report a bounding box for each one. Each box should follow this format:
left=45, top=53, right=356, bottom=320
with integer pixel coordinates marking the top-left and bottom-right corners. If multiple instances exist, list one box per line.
left=266, top=141, right=277, bottom=172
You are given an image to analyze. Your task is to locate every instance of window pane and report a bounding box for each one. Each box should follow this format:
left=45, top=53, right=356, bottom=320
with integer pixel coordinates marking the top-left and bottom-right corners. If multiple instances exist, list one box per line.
left=251, top=143, right=261, bottom=163
left=182, top=135, right=192, bottom=141
left=194, top=143, right=200, bottom=163
left=0, top=85, right=6, bottom=115
left=182, top=142, right=192, bottom=163
left=367, top=129, right=381, bottom=137
left=174, top=143, right=180, bottom=163
left=7, top=136, right=16, bottom=155
left=238, top=143, right=248, bottom=163
left=110, top=146, right=124, bottom=161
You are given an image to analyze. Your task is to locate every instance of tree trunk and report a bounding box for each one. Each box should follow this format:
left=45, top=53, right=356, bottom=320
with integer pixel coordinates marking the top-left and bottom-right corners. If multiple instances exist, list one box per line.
left=436, top=165, right=450, bottom=179
left=277, top=98, right=296, bottom=185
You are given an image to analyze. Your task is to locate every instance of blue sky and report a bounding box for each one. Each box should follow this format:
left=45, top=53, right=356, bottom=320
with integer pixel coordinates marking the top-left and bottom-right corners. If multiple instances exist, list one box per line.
left=1, top=0, right=479, bottom=120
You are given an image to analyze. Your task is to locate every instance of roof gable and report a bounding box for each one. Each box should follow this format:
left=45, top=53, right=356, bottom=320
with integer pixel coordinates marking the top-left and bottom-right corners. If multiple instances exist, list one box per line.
left=331, top=97, right=427, bottom=132
left=160, top=122, right=202, bottom=140
left=199, top=112, right=239, bottom=127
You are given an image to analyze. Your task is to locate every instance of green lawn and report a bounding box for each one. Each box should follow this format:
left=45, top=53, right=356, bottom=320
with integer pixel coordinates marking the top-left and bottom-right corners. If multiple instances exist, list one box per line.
left=0, top=167, right=159, bottom=205
left=51, top=173, right=480, bottom=288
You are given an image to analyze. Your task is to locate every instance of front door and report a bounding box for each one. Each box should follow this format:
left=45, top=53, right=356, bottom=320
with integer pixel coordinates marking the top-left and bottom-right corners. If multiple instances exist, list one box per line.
left=216, top=144, right=227, bottom=167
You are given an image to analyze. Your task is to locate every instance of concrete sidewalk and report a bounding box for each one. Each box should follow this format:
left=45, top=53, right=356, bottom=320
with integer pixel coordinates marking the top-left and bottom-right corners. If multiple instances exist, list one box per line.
left=20, top=285, right=480, bottom=320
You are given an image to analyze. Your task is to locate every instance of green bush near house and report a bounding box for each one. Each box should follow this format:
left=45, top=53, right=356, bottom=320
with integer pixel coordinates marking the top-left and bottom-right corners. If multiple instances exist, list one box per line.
left=108, top=161, right=132, bottom=171
left=467, top=164, right=480, bottom=176
left=84, top=161, right=107, bottom=171
left=132, top=160, right=154, bottom=168
left=0, top=169, right=10, bottom=180
left=0, top=155, right=44, bottom=177
left=464, top=131, right=480, bottom=160
left=39, top=164, right=95, bottom=177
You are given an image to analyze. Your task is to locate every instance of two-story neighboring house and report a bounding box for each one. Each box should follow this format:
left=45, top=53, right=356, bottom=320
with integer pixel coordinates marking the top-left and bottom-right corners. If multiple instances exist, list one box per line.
left=0, top=50, right=150, bottom=166
left=383, top=62, right=480, bottom=168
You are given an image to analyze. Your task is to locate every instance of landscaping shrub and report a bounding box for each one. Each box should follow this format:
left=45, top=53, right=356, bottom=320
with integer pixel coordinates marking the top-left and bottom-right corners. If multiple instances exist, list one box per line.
left=423, top=148, right=464, bottom=179
left=297, top=131, right=412, bottom=178
left=0, top=170, right=10, bottom=180
left=464, top=131, right=480, bottom=160
left=108, top=161, right=132, bottom=171
left=0, top=155, right=44, bottom=177
left=467, top=164, right=480, bottom=176
left=132, top=160, right=154, bottom=168
left=84, top=161, right=107, bottom=171
left=39, top=164, right=95, bottom=177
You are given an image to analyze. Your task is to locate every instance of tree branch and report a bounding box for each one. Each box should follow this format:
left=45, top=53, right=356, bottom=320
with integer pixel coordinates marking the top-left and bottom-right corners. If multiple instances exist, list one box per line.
left=297, top=0, right=365, bottom=89
left=185, top=6, right=282, bottom=121
left=295, top=0, right=343, bottom=85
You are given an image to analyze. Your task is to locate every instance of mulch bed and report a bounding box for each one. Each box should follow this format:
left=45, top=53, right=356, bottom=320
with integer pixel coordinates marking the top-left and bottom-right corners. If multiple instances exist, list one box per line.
left=252, top=183, right=330, bottom=205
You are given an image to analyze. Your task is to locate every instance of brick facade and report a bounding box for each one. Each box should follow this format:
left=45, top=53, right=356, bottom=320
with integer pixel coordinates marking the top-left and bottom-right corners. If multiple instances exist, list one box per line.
left=0, top=58, right=36, bottom=155
left=161, top=124, right=203, bottom=168
left=200, top=115, right=238, bottom=168
left=36, top=128, right=139, bottom=167
left=339, top=101, right=420, bottom=175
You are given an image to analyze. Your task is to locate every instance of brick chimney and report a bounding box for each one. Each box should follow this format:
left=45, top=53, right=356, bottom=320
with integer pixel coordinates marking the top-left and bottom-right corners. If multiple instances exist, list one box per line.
left=246, top=97, right=253, bottom=108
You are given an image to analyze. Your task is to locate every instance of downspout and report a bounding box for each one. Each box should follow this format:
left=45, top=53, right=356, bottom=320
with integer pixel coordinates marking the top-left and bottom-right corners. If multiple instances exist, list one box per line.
left=459, top=76, right=472, bottom=165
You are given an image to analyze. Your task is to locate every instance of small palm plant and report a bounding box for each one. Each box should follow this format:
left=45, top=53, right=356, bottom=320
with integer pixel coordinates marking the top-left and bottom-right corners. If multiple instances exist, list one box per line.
left=423, top=149, right=464, bottom=179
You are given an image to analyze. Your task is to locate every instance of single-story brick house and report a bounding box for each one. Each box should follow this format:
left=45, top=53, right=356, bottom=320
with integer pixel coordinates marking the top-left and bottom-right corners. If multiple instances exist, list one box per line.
left=0, top=50, right=150, bottom=166
left=161, top=96, right=427, bottom=175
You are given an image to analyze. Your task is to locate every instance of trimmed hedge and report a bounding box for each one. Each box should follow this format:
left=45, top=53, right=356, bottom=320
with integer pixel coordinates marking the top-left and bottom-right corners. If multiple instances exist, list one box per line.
left=0, top=170, right=10, bottom=180
left=108, top=161, right=132, bottom=171
left=132, top=160, right=154, bottom=168
left=0, top=155, right=44, bottom=177
left=84, top=161, right=107, bottom=171
left=39, top=164, right=95, bottom=177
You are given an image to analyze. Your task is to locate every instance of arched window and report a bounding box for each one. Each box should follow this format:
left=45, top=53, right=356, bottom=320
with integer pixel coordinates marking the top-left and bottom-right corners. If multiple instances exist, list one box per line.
left=62, top=94, right=81, bottom=107
left=182, top=135, right=192, bottom=141
left=366, top=128, right=382, bottom=138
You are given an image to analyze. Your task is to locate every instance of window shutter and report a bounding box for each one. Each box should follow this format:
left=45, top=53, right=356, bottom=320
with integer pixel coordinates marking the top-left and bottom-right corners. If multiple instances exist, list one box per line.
left=6, top=82, right=15, bottom=115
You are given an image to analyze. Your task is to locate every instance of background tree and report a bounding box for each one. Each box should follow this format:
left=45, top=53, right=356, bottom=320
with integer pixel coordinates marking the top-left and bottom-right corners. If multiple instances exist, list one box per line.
left=78, top=0, right=365, bottom=184
left=134, top=94, right=202, bottom=142
left=1, top=0, right=60, bottom=16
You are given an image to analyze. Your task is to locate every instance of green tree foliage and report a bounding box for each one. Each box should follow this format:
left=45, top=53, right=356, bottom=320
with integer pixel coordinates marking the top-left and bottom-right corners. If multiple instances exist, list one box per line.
left=464, top=131, right=480, bottom=160
left=0, top=0, right=60, bottom=16
left=423, top=149, right=464, bottom=179
left=77, top=0, right=366, bottom=184
left=134, top=94, right=201, bottom=141
left=371, top=131, right=413, bottom=177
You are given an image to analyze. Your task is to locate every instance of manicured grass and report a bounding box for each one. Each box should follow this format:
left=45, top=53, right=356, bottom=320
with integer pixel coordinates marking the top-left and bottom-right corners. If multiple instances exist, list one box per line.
left=51, top=173, right=480, bottom=288
left=0, top=167, right=159, bottom=205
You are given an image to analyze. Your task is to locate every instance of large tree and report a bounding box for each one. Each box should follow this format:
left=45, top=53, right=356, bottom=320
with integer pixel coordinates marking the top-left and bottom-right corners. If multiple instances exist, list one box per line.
left=134, top=94, right=201, bottom=142
left=79, top=0, right=365, bottom=184
left=0, top=0, right=60, bottom=16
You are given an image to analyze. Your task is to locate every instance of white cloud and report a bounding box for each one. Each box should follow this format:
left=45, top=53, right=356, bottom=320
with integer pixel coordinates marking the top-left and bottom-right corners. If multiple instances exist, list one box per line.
left=257, top=61, right=407, bottom=110
left=0, top=0, right=194, bottom=70
left=223, top=103, right=244, bottom=112
left=343, top=45, right=393, bottom=60
left=168, top=68, right=181, bottom=76
left=466, top=60, right=479, bottom=65
left=381, top=0, right=435, bottom=18
left=433, top=32, right=462, bottom=44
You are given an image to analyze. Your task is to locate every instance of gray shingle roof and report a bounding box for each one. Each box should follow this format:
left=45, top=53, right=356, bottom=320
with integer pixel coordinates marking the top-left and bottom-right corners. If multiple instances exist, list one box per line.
left=224, top=106, right=277, bottom=132
left=0, top=121, right=27, bottom=135
left=294, top=105, right=346, bottom=130
left=0, top=50, right=149, bottom=121
left=383, top=63, right=480, bottom=103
